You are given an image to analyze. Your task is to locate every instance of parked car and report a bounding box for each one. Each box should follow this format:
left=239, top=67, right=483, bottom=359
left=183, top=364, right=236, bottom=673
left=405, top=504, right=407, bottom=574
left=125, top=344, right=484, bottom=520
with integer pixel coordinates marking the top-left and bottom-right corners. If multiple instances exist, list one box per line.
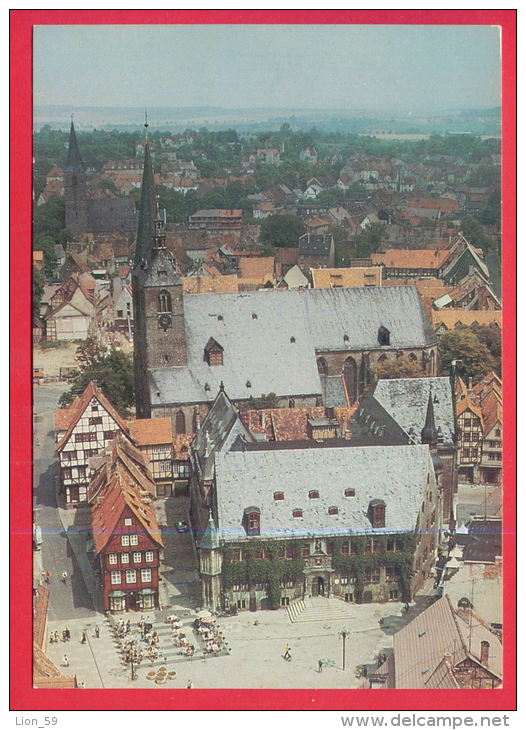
left=176, top=519, right=189, bottom=533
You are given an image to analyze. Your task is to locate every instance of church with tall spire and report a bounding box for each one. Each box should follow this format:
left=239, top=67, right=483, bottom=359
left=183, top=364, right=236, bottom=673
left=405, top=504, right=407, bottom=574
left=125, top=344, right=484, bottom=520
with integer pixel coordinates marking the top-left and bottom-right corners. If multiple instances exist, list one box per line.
left=63, top=119, right=138, bottom=237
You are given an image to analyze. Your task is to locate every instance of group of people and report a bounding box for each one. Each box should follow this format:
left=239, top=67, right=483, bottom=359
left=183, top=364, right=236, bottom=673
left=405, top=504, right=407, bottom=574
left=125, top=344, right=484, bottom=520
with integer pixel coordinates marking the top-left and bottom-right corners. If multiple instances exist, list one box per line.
left=41, top=570, right=68, bottom=584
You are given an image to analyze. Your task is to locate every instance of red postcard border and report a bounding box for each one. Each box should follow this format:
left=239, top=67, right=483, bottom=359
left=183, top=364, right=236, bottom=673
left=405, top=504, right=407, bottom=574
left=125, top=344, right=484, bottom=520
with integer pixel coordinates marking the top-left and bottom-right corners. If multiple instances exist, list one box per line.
left=10, top=8, right=517, bottom=712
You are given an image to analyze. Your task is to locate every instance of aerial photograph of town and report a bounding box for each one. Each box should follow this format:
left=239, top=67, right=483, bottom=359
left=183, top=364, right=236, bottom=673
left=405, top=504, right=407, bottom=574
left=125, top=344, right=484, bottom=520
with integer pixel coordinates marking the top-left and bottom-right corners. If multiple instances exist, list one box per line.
left=29, top=20, right=506, bottom=694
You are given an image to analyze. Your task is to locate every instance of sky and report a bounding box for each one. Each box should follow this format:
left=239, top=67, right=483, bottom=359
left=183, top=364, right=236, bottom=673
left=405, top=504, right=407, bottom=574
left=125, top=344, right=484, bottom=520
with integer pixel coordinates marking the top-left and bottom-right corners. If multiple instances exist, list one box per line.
left=33, top=24, right=501, bottom=112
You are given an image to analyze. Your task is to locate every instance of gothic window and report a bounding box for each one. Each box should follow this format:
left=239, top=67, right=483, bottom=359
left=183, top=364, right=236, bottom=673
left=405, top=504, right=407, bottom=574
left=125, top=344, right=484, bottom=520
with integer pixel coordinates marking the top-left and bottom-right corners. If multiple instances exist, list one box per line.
left=175, top=410, right=185, bottom=435
left=317, top=357, right=328, bottom=375
left=378, top=326, right=390, bottom=346
left=343, top=357, right=358, bottom=403
left=158, top=290, right=172, bottom=313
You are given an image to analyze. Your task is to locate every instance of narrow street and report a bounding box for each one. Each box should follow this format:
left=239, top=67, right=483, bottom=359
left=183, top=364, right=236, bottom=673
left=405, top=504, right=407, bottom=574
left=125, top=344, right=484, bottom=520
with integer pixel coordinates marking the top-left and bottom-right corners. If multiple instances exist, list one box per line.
left=33, top=382, right=96, bottom=622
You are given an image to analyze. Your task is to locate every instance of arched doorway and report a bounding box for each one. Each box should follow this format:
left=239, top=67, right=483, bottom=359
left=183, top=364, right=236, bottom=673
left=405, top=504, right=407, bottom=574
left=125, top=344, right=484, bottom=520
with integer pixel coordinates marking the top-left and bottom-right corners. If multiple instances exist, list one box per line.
left=343, top=357, right=358, bottom=403
left=312, top=577, right=325, bottom=597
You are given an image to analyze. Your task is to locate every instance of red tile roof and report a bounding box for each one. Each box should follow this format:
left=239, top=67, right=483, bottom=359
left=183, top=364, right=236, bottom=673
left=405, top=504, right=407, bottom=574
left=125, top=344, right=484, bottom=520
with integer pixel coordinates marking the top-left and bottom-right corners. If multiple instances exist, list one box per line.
left=238, top=256, right=275, bottom=279
left=371, top=248, right=451, bottom=269
left=90, top=435, right=163, bottom=555
left=128, top=417, right=173, bottom=446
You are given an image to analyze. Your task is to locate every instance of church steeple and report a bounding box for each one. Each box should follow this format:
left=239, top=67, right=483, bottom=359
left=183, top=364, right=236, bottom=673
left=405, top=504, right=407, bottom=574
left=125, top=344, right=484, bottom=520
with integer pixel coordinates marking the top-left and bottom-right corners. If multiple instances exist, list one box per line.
left=421, top=390, right=438, bottom=446
left=64, top=119, right=84, bottom=172
left=134, top=142, right=157, bottom=267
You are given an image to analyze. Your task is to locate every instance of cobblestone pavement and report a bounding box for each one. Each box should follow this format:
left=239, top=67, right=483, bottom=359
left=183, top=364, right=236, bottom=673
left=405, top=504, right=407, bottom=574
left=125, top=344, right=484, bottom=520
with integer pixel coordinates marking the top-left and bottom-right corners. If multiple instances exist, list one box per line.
left=45, top=590, right=437, bottom=689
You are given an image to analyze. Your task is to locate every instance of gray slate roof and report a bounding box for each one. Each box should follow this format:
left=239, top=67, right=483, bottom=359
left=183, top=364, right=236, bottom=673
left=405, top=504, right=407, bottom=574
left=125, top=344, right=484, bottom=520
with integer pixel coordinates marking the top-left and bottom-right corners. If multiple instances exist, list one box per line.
left=373, top=377, right=456, bottom=445
left=149, top=287, right=436, bottom=406
left=214, top=444, right=432, bottom=542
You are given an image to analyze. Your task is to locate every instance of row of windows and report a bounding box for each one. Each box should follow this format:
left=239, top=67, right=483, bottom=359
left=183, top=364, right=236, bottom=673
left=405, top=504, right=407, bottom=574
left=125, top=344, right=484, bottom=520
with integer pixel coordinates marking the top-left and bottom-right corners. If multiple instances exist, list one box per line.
left=120, top=534, right=139, bottom=547
left=61, top=449, right=98, bottom=462
left=273, top=488, right=355, bottom=501
left=230, top=538, right=403, bottom=562
left=230, top=568, right=400, bottom=592
left=61, top=466, right=87, bottom=480
left=110, top=569, right=152, bottom=585
left=74, top=430, right=118, bottom=443
left=108, top=551, right=154, bottom=565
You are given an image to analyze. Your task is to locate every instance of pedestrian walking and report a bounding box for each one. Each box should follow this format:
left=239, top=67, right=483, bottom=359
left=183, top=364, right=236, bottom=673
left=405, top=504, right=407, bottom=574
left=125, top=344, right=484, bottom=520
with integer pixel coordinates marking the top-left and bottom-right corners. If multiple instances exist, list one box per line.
left=54, top=630, right=59, bottom=643
left=94, top=625, right=100, bottom=638
left=318, top=659, right=323, bottom=673
left=62, top=654, right=69, bottom=667
left=81, top=630, right=87, bottom=644
left=79, top=682, right=85, bottom=689
left=284, top=644, right=291, bottom=660
left=49, top=633, right=54, bottom=644
left=62, top=630, right=67, bottom=642
left=65, top=627, right=70, bottom=641
left=186, top=679, right=193, bottom=689
left=45, top=570, right=50, bottom=583
left=62, top=570, right=68, bottom=583
left=126, top=619, right=131, bottom=632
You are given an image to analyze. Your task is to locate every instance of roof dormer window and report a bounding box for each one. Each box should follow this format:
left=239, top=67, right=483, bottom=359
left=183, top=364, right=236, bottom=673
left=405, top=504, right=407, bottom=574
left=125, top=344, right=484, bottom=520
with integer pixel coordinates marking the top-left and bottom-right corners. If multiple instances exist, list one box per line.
left=308, top=490, right=319, bottom=499
left=378, top=326, right=390, bottom=346
left=252, top=313, right=257, bottom=320
left=244, top=507, right=260, bottom=536
left=344, top=488, right=355, bottom=497
left=328, top=506, right=339, bottom=515
left=292, top=509, right=303, bottom=518
left=273, top=492, right=284, bottom=501
left=343, top=334, right=349, bottom=343
left=204, top=337, right=224, bottom=366
left=368, top=499, right=386, bottom=528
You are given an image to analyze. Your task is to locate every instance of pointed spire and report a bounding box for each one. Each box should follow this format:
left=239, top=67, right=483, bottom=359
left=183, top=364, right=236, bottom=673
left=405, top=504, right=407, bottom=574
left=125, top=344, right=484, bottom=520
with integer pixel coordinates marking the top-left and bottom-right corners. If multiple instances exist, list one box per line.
left=421, top=389, right=438, bottom=445
left=198, top=509, right=220, bottom=550
left=64, top=119, right=84, bottom=172
left=134, top=141, right=157, bottom=267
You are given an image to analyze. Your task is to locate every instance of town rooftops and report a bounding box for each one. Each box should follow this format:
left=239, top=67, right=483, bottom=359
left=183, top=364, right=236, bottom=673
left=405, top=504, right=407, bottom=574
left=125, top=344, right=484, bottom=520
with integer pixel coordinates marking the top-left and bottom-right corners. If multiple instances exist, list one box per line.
left=190, top=209, right=242, bottom=218
left=373, top=377, right=456, bottom=445
left=432, top=310, right=502, bottom=331
left=128, top=417, right=173, bottom=446
left=215, top=443, right=432, bottom=541
left=149, top=286, right=436, bottom=406
left=392, top=594, right=502, bottom=688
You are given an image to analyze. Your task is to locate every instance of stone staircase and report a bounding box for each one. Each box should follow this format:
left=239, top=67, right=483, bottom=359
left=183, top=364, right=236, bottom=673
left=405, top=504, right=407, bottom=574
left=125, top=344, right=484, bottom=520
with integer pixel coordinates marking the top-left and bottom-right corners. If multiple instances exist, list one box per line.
left=287, top=596, right=354, bottom=624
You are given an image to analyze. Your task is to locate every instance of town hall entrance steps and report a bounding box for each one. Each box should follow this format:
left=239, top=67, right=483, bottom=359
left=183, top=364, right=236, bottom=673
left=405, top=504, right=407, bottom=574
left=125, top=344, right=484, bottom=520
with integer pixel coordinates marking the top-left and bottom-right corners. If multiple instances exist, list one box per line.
left=287, top=596, right=355, bottom=623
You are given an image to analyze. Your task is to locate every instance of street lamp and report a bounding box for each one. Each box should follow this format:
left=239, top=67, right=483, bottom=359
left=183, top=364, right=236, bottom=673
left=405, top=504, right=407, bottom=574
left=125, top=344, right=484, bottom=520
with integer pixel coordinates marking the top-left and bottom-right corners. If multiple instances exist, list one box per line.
left=338, top=628, right=351, bottom=671
left=125, top=640, right=143, bottom=681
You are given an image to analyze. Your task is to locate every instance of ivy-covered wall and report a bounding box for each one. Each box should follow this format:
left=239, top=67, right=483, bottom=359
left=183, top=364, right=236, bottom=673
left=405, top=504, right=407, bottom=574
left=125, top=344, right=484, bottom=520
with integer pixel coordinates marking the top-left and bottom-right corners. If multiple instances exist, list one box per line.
left=221, top=533, right=417, bottom=608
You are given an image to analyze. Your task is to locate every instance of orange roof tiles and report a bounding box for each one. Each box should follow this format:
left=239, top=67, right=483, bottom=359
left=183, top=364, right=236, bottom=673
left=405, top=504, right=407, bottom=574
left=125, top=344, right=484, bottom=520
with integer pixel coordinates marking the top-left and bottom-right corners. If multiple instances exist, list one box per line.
left=128, top=417, right=173, bottom=446
left=312, top=266, right=383, bottom=289
left=371, top=248, right=451, bottom=270
left=457, top=398, right=482, bottom=421
left=182, top=274, right=239, bottom=295
left=432, top=310, right=502, bottom=330
left=238, top=256, right=275, bottom=279
left=91, top=435, right=163, bottom=555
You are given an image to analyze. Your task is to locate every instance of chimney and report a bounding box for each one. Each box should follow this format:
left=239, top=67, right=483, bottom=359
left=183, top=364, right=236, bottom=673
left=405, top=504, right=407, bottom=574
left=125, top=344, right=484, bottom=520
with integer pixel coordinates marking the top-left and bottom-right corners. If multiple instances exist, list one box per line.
left=480, top=640, right=490, bottom=667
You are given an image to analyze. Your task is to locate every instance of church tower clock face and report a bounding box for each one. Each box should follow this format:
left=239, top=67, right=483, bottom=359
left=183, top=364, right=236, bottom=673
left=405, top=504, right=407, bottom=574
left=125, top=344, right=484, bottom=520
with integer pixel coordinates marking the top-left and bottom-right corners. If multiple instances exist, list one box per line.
left=158, top=313, right=172, bottom=330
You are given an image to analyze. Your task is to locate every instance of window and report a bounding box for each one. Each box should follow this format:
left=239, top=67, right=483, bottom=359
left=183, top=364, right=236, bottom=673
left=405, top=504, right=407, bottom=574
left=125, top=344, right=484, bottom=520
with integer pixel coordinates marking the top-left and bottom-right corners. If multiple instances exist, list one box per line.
left=302, top=543, right=310, bottom=557
left=344, top=593, right=354, bottom=603
left=350, top=541, right=358, bottom=555
left=389, top=589, right=399, bottom=601
left=292, top=509, right=303, bottom=518
left=308, top=490, right=319, bottom=499
left=236, top=599, right=246, bottom=609
left=141, top=569, right=152, bottom=583
left=117, top=310, right=123, bottom=318
left=285, top=545, right=296, bottom=559
left=121, top=535, right=130, bottom=547
left=366, top=567, right=380, bottom=583
left=369, top=500, right=386, bottom=528
left=110, top=571, right=121, bottom=585
left=108, top=553, right=117, bottom=565
left=328, top=506, right=339, bottom=515
left=317, top=358, right=328, bottom=376
left=130, top=535, right=138, bottom=546
left=158, top=290, right=172, bottom=313
left=370, top=538, right=378, bottom=553
left=386, top=566, right=398, bottom=583
left=133, top=552, right=142, bottom=563
left=89, top=416, right=103, bottom=426
left=326, top=542, right=335, bottom=556
left=344, top=488, right=355, bottom=497
left=231, top=549, right=241, bottom=563
left=378, top=326, right=390, bottom=346
left=61, top=468, right=72, bottom=480
left=273, top=492, right=284, bottom=501
left=341, top=541, right=350, bottom=555
left=175, top=411, right=185, bottom=434
left=103, top=430, right=116, bottom=441
left=124, top=518, right=132, bottom=526
left=281, top=597, right=290, bottom=606
left=387, top=538, right=397, bottom=552
left=245, top=510, right=260, bottom=536
left=145, top=551, right=154, bottom=563
left=254, top=548, right=266, bottom=560
left=121, top=553, right=129, bottom=564
left=125, top=569, right=137, bottom=584
left=280, top=579, right=294, bottom=588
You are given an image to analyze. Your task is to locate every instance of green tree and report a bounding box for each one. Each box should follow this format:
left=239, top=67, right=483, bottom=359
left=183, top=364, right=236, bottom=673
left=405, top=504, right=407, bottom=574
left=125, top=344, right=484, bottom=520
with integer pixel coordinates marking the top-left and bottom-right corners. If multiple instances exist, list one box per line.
left=439, top=329, right=497, bottom=381
left=260, top=215, right=305, bottom=248
left=74, top=336, right=107, bottom=368
left=471, top=324, right=501, bottom=375
left=246, top=392, right=280, bottom=410
left=460, top=216, right=494, bottom=251
left=351, top=222, right=387, bottom=259
left=59, top=348, right=134, bottom=416
left=375, top=355, right=424, bottom=381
